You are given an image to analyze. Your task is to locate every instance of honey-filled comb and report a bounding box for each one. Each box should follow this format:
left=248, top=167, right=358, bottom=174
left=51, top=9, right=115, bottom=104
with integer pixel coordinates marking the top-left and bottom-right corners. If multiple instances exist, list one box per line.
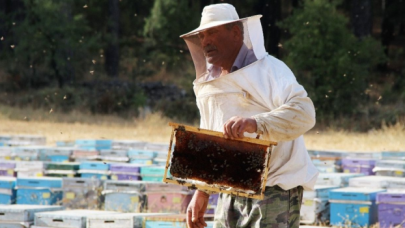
left=163, top=122, right=277, bottom=199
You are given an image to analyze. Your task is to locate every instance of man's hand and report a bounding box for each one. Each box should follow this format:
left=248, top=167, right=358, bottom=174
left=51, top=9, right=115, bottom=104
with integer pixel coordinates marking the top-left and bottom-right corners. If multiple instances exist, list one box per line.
left=187, top=190, right=209, bottom=228
left=223, top=116, right=257, bottom=139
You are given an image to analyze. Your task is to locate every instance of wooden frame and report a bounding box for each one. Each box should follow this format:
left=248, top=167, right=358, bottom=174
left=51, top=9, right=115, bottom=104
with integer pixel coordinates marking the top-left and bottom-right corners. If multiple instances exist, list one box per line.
left=163, top=122, right=277, bottom=200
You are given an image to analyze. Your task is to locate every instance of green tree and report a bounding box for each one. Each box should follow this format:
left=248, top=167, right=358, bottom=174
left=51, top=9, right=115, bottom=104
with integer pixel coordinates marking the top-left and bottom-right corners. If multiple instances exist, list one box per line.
left=0, top=0, right=101, bottom=89
left=279, top=0, right=386, bottom=120
left=143, top=0, right=200, bottom=71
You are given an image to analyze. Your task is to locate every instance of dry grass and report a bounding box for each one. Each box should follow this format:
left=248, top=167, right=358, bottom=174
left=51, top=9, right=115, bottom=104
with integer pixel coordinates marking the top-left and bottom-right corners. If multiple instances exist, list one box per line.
left=0, top=105, right=173, bottom=145
left=1, top=105, right=404, bottom=151
left=305, top=121, right=405, bottom=151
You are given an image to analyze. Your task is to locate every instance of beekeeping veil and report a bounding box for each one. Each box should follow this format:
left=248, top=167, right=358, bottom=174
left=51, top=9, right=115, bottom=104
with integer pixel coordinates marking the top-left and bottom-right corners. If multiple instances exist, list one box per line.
left=180, top=3, right=266, bottom=82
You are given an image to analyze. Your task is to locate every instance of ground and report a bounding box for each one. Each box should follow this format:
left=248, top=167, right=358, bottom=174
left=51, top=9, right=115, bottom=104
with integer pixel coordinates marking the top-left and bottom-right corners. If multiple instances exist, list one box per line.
left=1, top=105, right=404, bottom=151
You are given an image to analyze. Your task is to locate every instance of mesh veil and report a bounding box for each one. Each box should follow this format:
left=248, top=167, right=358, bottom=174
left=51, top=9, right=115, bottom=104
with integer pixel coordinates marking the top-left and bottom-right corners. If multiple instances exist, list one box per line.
left=181, top=15, right=266, bottom=82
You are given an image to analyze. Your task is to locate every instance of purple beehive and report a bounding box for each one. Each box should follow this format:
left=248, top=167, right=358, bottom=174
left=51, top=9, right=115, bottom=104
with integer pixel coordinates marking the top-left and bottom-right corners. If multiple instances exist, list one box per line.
left=342, top=158, right=376, bottom=175
left=206, top=194, right=219, bottom=214
left=0, top=161, right=16, bottom=177
left=377, top=192, right=405, bottom=228
left=110, top=163, right=142, bottom=181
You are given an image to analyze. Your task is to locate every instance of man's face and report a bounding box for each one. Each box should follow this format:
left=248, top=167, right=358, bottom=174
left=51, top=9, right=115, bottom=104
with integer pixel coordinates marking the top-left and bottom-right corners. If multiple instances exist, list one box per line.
left=198, top=25, right=238, bottom=67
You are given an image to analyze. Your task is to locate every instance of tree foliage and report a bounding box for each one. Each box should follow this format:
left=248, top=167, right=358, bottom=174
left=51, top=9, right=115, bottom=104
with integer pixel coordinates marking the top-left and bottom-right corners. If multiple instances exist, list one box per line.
left=0, top=0, right=101, bottom=89
left=279, top=0, right=386, bottom=119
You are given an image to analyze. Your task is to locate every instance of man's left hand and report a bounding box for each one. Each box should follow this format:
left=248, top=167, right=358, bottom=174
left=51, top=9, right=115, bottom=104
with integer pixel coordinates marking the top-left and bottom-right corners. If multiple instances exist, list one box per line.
left=223, top=116, right=257, bottom=139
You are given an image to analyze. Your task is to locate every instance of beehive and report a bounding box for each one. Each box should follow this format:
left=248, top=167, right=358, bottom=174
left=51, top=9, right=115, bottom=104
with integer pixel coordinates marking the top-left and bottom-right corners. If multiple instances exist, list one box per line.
left=163, top=123, right=277, bottom=199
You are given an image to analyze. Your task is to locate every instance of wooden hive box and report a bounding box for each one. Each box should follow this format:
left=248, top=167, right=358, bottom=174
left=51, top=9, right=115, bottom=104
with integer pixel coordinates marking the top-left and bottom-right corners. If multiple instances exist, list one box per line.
left=163, top=122, right=277, bottom=199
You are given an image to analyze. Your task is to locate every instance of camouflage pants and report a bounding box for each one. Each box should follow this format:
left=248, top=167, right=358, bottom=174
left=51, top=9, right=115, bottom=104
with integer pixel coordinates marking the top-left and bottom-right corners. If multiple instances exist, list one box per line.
left=213, top=185, right=303, bottom=228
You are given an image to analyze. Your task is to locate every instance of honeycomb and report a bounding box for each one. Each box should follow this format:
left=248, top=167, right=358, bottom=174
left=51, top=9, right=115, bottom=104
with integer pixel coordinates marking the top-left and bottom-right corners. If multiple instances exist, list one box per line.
left=169, top=127, right=269, bottom=192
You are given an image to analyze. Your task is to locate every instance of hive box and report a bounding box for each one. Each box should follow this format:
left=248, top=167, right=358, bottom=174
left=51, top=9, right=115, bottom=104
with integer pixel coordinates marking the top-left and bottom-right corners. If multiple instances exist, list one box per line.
left=12, top=146, right=46, bottom=161
left=154, top=152, right=168, bottom=166
left=0, top=205, right=63, bottom=225
left=377, top=192, right=405, bottom=228
left=344, top=152, right=382, bottom=159
left=34, top=210, right=118, bottom=228
left=9, top=135, right=46, bottom=146
left=144, top=182, right=193, bottom=213
left=40, top=147, right=74, bottom=162
left=381, top=151, right=405, bottom=160
left=349, top=176, right=403, bottom=189
left=98, top=149, right=129, bottom=163
left=0, top=147, right=14, bottom=160
left=79, top=161, right=110, bottom=180
left=300, top=198, right=329, bottom=224
left=304, top=185, right=340, bottom=199
left=103, top=180, right=146, bottom=212
left=145, top=143, right=169, bottom=151
left=75, top=139, right=112, bottom=150
left=300, top=185, right=340, bottom=224
left=342, top=158, right=376, bottom=175
left=111, top=140, right=146, bottom=150
left=15, top=161, right=45, bottom=178
left=45, top=162, right=80, bottom=178
left=143, top=214, right=214, bottom=228
left=71, top=149, right=99, bottom=161
left=206, top=194, right=219, bottom=214
left=110, top=163, right=142, bottom=181
left=55, top=140, right=75, bottom=147
left=312, top=159, right=340, bottom=173
left=316, top=173, right=364, bottom=187
left=0, top=176, right=16, bottom=204
left=140, top=166, right=166, bottom=182
left=16, top=177, right=63, bottom=205
left=329, top=187, right=385, bottom=227
left=386, top=177, right=405, bottom=191
left=373, top=160, right=405, bottom=177
left=128, top=149, right=157, bottom=165
left=86, top=213, right=176, bottom=228
left=308, top=149, right=348, bottom=159
left=0, top=160, right=16, bottom=177
left=62, top=178, right=102, bottom=209
left=87, top=213, right=133, bottom=228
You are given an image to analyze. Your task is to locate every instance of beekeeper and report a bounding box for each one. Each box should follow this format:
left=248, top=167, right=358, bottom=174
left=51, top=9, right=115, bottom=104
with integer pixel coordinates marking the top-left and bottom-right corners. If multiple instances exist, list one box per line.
left=181, top=3, right=318, bottom=228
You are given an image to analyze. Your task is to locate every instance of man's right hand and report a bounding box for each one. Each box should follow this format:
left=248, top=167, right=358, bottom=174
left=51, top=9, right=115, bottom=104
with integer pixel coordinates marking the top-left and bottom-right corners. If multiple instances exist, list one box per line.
left=187, top=190, right=210, bottom=228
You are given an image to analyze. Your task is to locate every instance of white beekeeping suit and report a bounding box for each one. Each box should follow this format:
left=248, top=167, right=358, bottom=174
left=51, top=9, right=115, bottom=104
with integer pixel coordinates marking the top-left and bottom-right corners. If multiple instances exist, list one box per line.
left=180, top=4, right=318, bottom=190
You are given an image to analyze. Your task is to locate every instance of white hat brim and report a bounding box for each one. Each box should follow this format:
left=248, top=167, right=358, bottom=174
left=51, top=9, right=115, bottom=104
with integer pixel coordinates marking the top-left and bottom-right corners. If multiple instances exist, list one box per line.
left=180, top=15, right=261, bottom=38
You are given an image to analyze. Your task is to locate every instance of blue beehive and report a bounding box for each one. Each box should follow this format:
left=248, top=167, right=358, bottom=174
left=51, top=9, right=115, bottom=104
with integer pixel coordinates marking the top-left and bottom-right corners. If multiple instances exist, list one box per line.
left=79, top=161, right=110, bottom=180
left=140, top=166, right=167, bottom=182
left=0, top=177, right=16, bottom=204
left=56, top=140, right=75, bottom=147
left=329, top=187, right=385, bottom=227
left=128, top=149, right=157, bottom=165
left=103, top=180, right=146, bottom=212
left=16, top=177, right=63, bottom=205
left=75, top=139, right=112, bottom=150
left=13, top=146, right=47, bottom=161
left=381, top=151, right=405, bottom=160
left=40, top=147, right=74, bottom=162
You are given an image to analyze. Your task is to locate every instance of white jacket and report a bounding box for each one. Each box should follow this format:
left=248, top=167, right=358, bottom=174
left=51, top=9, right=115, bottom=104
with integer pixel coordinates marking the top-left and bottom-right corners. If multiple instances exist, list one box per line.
left=193, top=54, right=319, bottom=191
